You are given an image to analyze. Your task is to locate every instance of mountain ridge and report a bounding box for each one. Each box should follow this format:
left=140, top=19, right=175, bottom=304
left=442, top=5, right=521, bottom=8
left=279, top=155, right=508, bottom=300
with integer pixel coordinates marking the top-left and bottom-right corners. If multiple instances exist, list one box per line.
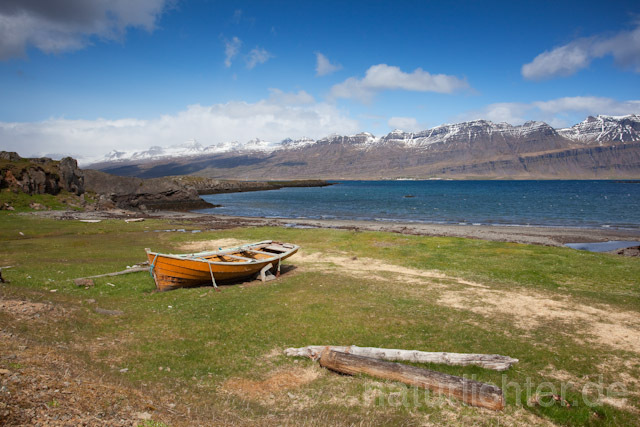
left=89, top=114, right=640, bottom=179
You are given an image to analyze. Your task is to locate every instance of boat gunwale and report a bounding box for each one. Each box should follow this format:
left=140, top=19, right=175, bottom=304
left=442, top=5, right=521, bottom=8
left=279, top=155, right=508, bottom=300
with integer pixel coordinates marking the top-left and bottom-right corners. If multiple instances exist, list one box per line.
left=145, top=241, right=300, bottom=267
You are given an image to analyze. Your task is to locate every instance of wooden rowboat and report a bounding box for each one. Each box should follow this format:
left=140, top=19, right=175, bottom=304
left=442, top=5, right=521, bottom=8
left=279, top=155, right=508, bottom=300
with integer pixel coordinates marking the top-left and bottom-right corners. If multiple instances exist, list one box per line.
left=145, top=240, right=299, bottom=292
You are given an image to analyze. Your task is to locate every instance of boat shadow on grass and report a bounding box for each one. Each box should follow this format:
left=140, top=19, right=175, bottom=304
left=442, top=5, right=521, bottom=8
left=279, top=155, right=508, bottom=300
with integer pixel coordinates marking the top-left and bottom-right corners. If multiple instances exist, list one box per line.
left=150, top=264, right=300, bottom=293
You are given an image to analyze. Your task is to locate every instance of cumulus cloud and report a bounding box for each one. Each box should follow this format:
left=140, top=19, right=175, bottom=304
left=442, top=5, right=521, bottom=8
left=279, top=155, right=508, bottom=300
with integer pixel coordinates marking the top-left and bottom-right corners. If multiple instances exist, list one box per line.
left=315, top=52, right=341, bottom=76
left=330, top=64, right=469, bottom=102
left=0, top=0, right=169, bottom=60
left=0, top=92, right=360, bottom=163
left=466, top=102, right=531, bottom=125
left=522, top=23, right=640, bottom=80
left=533, top=96, right=640, bottom=115
left=463, top=96, right=640, bottom=127
left=268, top=88, right=315, bottom=105
left=388, top=116, right=422, bottom=132
left=224, top=36, right=242, bottom=67
left=246, top=47, right=272, bottom=69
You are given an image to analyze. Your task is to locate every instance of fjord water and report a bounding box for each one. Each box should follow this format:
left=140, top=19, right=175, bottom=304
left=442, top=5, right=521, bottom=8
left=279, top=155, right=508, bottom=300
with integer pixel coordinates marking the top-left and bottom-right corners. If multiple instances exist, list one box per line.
left=199, top=180, right=640, bottom=230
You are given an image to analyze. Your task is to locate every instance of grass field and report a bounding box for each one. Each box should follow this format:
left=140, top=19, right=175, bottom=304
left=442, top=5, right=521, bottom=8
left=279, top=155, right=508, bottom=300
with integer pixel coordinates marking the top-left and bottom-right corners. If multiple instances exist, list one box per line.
left=1, top=211, right=639, bottom=425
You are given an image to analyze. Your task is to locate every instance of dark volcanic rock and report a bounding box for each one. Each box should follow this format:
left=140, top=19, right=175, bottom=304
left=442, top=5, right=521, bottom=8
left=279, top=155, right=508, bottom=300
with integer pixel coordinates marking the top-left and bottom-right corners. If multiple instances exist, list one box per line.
left=83, top=169, right=213, bottom=211
left=612, top=246, right=640, bottom=257
left=168, top=176, right=332, bottom=195
left=0, top=151, right=21, bottom=162
left=58, top=157, right=84, bottom=195
left=1, top=151, right=212, bottom=211
left=0, top=151, right=84, bottom=195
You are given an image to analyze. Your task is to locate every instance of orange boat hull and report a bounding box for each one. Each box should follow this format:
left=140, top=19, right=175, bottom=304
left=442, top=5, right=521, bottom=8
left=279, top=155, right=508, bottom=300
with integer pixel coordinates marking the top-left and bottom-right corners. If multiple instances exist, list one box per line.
left=146, top=241, right=299, bottom=291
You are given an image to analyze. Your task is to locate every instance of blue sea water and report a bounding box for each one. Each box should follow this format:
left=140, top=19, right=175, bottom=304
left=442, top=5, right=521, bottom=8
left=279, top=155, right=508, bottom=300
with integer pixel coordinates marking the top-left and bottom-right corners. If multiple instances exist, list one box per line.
left=198, top=180, right=640, bottom=230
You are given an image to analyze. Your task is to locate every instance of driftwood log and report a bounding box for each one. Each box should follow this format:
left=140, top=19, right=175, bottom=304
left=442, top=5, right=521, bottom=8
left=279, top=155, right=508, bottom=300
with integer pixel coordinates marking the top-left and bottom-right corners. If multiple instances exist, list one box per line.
left=285, top=345, right=518, bottom=371
left=73, top=263, right=149, bottom=282
left=319, top=349, right=505, bottom=411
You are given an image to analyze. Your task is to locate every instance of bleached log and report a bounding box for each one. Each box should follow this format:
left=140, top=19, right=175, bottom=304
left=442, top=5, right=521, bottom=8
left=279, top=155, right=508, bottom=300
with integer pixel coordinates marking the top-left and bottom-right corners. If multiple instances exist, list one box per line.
left=124, top=218, right=145, bottom=223
left=319, top=349, right=504, bottom=411
left=74, top=266, right=148, bottom=281
left=284, top=345, right=518, bottom=371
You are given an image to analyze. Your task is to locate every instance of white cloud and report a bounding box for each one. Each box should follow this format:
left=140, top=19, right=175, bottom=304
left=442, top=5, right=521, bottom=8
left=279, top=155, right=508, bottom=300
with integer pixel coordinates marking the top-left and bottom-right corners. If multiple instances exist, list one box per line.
left=268, top=89, right=315, bottom=105
left=246, top=47, right=272, bottom=69
left=330, top=64, right=469, bottom=102
left=466, top=102, right=531, bottom=124
left=315, top=52, right=341, bottom=76
left=462, top=96, right=640, bottom=127
left=224, top=36, right=242, bottom=67
left=533, top=96, right=640, bottom=115
left=0, top=92, right=360, bottom=163
left=522, top=23, right=640, bottom=80
left=0, top=0, right=169, bottom=59
left=388, top=117, right=422, bottom=132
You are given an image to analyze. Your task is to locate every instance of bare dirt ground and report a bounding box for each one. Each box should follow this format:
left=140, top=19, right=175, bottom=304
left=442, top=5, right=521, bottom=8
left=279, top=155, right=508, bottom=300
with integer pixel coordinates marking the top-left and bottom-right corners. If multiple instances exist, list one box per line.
left=0, top=298, right=160, bottom=426
left=0, top=296, right=247, bottom=426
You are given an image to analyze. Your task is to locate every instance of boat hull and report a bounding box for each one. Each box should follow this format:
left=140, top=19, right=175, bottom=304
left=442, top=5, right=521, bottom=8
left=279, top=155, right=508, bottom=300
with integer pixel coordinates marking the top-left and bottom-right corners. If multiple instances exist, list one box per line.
left=146, top=240, right=299, bottom=291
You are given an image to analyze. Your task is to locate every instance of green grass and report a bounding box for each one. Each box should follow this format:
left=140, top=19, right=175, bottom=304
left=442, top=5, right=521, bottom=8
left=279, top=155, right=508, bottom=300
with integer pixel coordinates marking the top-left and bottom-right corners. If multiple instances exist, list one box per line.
left=0, top=188, right=89, bottom=211
left=0, top=211, right=639, bottom=425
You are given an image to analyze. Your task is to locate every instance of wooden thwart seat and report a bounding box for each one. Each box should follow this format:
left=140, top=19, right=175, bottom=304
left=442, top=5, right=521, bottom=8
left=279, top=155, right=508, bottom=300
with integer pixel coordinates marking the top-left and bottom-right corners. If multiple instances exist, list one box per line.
left=219, top=254, right=257, bottom=262
left=246, top=249, right=276, bottom=256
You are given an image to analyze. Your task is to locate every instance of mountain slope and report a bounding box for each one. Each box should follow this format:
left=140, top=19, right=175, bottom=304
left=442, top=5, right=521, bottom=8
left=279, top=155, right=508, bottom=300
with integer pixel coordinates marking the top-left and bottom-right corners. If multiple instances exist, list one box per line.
left=89, top=115, right=640, bottom=179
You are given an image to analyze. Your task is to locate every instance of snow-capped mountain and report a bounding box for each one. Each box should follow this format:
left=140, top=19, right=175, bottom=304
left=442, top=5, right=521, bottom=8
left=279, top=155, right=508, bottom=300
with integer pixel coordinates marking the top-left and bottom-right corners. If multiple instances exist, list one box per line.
left=98, top=138, right=278, bottom=163
left=90, top=115, right=640, bottom=180
left=280, top=137, right=315, bottom=149
left=379, top=120, right=559, bottom=149
left=558, top=115, right=640, bottom=144
left=95, top=115, right=640, bottom=164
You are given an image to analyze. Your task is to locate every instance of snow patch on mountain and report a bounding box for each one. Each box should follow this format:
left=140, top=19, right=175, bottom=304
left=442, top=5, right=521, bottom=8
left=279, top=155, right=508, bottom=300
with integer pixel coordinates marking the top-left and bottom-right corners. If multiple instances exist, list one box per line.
left=558, top=115, right=640, bottom=144
left=380, top=120, right=557, bottom=148
left=95, top=115, right=640, bottom=164
left=98, top=138, right=278, bottom=163
left=280, top=137, right=316, bottom=149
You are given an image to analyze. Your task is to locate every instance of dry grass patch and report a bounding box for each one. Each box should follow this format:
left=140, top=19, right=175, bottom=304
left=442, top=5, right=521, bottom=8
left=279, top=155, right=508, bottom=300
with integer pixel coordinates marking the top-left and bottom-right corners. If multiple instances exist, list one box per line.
left=438, top=288, right=640, bottom=353
left=221, top=365, right=322, bottom=402
left=0, top=330, right=166, bottom=426
left=0, top=298, right=71, bottom=321
left=295, top=250, right=488, bottom=288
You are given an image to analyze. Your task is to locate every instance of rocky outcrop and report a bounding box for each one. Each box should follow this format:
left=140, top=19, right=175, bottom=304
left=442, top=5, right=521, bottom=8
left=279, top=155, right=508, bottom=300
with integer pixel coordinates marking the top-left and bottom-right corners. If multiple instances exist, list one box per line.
left=168, top=176, right=332, bottom=195
left=59, top=157, right=84, bottom=195
left=0, top=152, right=84, bottom=195
left=1, top=151, right=213, bottom=211
left=83, top=170, right=213, bottom=211
left=611, top=246, right=640, bottom=257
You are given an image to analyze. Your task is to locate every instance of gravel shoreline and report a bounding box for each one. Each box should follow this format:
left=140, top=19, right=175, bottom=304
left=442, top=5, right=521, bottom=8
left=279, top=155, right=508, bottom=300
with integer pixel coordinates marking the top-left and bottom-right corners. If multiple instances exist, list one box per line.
left=31, top=209, right=640, bottom=247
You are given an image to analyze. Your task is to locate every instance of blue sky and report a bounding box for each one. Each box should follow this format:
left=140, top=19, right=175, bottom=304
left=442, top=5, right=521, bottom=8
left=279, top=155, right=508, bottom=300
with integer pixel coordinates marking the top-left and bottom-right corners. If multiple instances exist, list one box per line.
left=1, top=0, right=639, bottom=162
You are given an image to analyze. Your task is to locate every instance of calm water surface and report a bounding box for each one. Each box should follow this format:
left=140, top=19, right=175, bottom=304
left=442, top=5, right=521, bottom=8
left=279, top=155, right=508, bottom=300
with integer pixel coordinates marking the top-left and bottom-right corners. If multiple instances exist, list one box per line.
left=198, top=180, right=640, bottom=230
